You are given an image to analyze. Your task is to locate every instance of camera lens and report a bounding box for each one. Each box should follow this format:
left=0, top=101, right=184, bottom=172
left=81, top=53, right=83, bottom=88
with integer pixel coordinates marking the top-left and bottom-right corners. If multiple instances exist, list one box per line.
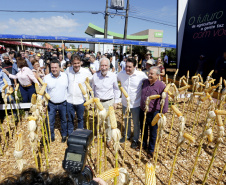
left=81, top=165, right=94, bottom=182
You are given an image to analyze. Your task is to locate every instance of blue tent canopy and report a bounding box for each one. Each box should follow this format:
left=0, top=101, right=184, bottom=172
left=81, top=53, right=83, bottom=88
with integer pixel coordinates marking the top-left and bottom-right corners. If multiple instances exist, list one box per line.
left=0, top=34, right=176, bottom=48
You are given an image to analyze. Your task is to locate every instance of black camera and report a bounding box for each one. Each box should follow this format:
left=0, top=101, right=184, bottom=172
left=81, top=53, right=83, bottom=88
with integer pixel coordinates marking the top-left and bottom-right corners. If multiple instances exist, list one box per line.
left=81, top=57, right=90, bottom=68
left=44, top=51, right=52, bottom=62
left=63, top=129, right=98, bottom=185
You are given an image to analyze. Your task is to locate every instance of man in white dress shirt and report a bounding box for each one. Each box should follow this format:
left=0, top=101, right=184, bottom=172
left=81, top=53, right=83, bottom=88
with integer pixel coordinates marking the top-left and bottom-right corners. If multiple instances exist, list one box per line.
left=117, top=58, right=148, bottom=149
left=92, top=57, right=121, bottom=143
left=65, top=54, right=92, bottom=133
left=43, top=59, right=68, bottom=143
left=89, top=54, right=100, bottom=74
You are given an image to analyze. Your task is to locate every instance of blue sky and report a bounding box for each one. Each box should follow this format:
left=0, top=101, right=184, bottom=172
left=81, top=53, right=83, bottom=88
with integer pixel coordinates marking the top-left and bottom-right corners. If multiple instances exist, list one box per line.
left=0, top=0, right=177, bottom=45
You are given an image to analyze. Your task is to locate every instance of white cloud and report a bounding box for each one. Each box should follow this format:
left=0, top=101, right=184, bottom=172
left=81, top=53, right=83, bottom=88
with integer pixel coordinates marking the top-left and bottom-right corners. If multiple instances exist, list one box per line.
left=1, top=16, right=80, bottom=36
left=0, top=24, right=9, bottom=32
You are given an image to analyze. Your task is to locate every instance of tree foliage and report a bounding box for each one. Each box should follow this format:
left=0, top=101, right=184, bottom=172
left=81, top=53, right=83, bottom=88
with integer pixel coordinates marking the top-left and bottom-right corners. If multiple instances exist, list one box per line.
left=132, top=46, right=148, bottom=60
left=69, top=44, right=76, bottom=49
left=161, top=48, right=176, bottom=62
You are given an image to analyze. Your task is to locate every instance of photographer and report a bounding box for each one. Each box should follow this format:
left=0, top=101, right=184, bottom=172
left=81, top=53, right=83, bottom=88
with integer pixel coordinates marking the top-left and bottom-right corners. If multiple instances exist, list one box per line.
left=0, top=168, right=107, bottom=185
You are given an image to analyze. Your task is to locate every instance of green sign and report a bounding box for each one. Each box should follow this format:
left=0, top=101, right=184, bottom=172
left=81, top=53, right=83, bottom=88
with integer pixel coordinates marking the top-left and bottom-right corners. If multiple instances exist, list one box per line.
left=154, top=32, right=163, bottom=38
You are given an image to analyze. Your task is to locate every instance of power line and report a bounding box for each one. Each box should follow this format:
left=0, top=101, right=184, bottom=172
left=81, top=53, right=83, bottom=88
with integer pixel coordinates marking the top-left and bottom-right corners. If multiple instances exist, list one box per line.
left=0, top=10, right=104, bottom=14
left=0, top=9, right=176, bottom=27
left=108, top=12, right=176, bottom=27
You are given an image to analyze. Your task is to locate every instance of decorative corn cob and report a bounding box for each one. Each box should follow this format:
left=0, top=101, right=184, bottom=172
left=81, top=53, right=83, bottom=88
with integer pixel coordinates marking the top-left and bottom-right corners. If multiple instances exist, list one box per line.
left=31, top=94, right=37, bottom=104
left=194, top=92, right=204, bottom=96
left=3, top=78, right=8, bottom=86
left=93, top=98, right=104, bottom=111
left=167, top=90, right=173, bottom=96
left=149, top=95, right=161, bottom=100
left=30, top=94, right=37, bottom=113
left=183, top=133, right=195, bottom=143
left=146, top=95, right=161, bottom=110
left=200, top=93, right=211, bottom=102
left=171, top=105, right=182, bottom=117
left=44, top=93, right=51, bottom=100
left=109, top=106, right=117, bottom=129
left=38, top=77, right=44, bottom=85
left=151, top=113, right=161, bottom=126
left=97, top=168, right=120, bottom=181
left=208, top=79, right=216, bottom=84
left=165, top=74, right=168, bottom=84
left=120, top=87, right=128, bottom=98
left=192, top=75, right=199, bottom=80
left=215, top=110, right=226, bottom=115
left=216, top=115, right=223, bottom=126
left=207, top=131, right=213, bottom=143
left=173, top=69, right=178, bottom=83
left=178, top=85, right=190, bottom=92
left=35, top=83, right=40, bottom=94
left=84, top=98, right=94, bottom=106
left=14, top=133, right=25, bottom=171
left=79, top=83, right=87, bottom=96
left=216, top=77, right=223, bottom=108
left=164, top=84, right=171, bottom=93
left=38, top=83, right=47, bottom=96
left=15, top=83, right=19, bottom=91
left=153, top=114, right=166, bottom=168
left=145, top=163, right=156, bottom=185
left=208, top=70, right=214, bottom=76
left=199, top=82, right=205, bottom=87
left=85, top=81, right=93, bottom=92
left=182, top=79, right=187, bottom=86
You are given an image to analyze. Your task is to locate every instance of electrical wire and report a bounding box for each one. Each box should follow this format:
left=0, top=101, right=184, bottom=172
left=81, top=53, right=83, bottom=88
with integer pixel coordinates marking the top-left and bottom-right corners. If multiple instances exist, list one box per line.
left=0, top=9, right=176, bottom=27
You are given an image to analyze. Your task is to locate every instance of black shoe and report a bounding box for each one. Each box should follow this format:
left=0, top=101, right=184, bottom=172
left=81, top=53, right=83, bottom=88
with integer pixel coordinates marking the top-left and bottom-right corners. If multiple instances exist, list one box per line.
left=131, top=140, right=139, bottom=149
left=120, top=136, right=130, bottom=143
left=61, top=136, right=67, bottom=143
left=51, top=138, right=55, bottom=142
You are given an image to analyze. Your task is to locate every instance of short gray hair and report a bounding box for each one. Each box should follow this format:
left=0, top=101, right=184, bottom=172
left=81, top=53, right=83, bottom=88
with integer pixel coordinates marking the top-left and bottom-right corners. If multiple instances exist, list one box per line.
left=99, top=57, right=110, bottom=67
left=150, top=66, right=160, bottom=75
left=90, top=54, right=95, bottom=59
left=2, top=53, right=9, bottom=59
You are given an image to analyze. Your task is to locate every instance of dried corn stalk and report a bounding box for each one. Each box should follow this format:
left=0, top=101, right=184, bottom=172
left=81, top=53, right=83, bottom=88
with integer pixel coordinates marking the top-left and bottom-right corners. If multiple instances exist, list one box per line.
left=202, top=122, right=224, bottom=185
left=14, top=133, right=26, bottom=171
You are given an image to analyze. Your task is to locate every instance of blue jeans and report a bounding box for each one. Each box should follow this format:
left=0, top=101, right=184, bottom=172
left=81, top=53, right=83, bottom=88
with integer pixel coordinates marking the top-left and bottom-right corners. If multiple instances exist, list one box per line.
left=48, top=101, right=67, bottom=140
left=122, top=106, right=140, bottom=141
left=19, top=84, right=36, bottom=103
left=67, top=102, right=85, bottom=135
left=140, top=109, right=160, bottom=153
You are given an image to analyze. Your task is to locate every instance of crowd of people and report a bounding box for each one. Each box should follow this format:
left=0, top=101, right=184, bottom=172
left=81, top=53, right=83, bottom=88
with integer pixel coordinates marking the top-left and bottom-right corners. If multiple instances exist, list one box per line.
left=0, top=47, right=168, bottom=157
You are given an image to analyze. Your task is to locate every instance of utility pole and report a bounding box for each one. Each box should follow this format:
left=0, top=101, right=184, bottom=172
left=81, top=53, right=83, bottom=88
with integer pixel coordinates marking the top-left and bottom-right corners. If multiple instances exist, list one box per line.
left=120, top=0, right=130, bottom=61
left=123, top=0, right=130, bottom=40
left=104, top=0, right=109, bottom=39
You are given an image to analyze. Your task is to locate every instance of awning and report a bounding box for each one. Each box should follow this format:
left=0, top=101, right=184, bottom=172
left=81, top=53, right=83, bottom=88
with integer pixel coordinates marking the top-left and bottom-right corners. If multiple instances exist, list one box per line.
left=0, top=40, right=47, bottom=49
left=0, top=34, right=176, bottom=48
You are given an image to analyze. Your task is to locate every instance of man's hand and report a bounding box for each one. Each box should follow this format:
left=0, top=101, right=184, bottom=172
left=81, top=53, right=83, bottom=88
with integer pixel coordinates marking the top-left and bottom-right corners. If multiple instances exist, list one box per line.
left=93, top=178, right=107, bottom=185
